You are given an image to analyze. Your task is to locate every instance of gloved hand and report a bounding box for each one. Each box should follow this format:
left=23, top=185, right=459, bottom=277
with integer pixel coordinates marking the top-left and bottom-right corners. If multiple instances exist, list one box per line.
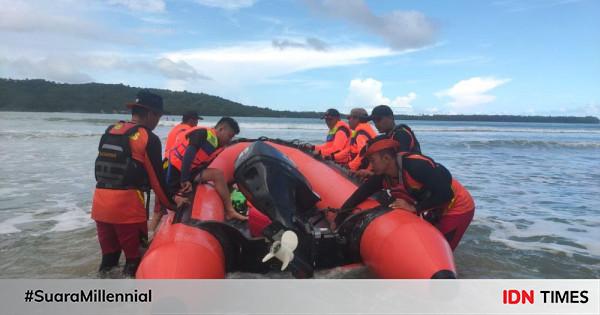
left=300, top=143, right=315, bottom=151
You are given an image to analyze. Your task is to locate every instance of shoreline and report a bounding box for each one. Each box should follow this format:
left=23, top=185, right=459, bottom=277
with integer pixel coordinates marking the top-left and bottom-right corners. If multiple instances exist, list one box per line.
left=1, top=110, right=598, bottom=124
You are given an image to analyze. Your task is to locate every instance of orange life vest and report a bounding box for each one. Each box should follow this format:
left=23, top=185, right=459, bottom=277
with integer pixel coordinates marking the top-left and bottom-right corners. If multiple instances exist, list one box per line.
left=326, top=120, right=351, bottom=142
left=94, top=122, right=149, bottom=190
left=349, top=123, right=377, bottom=149
left=169, top=127, right=220, bottom=171
left=92, top=121, right=151, bottom=224
left=316, top=120, right=351, bottom=157
left=389, top=124, right=421, bottom=153
left=164, top=123, right=192, bottom=158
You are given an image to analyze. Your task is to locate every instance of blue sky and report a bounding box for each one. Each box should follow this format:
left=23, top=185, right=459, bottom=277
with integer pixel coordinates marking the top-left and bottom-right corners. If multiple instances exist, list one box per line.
left=1, top=0, right=598, bottom=116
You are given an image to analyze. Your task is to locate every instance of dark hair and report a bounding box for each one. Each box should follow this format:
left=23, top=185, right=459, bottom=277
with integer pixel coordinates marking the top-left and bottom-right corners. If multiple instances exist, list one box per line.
left=216, top=117, right=240, bottom=134
left=377, top=148, right=397, bottom=158
left=182, top=111, right=199, bottom=123
left=131, top=105, right=150, bottom=117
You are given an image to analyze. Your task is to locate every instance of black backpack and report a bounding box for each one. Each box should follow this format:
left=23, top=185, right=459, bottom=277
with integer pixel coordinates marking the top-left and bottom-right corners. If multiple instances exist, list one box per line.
left=95, top=123, right=149, bottom=190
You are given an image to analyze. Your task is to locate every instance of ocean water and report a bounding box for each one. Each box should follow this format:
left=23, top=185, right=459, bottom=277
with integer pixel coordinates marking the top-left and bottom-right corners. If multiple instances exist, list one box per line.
left=0, top=111, right=599, bottom=278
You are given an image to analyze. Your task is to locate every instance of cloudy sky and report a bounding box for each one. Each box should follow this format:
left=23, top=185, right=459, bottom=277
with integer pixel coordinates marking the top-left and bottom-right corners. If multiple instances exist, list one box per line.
left=1, top=0, right=598, bottom=116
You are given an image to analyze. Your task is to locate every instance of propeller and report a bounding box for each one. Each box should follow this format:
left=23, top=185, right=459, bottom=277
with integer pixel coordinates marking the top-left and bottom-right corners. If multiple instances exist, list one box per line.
left=262, top=230, right=298, bottom=271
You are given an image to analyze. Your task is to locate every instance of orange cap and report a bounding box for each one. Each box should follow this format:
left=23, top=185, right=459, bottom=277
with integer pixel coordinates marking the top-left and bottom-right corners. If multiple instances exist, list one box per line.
left=364, top=139, right=400, bottom=157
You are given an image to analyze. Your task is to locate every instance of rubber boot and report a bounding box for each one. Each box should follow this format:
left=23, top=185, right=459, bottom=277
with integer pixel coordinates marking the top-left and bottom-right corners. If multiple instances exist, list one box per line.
left=123, top=257, right=141, bottom=278
left=99, top=251, right=121, bottom=273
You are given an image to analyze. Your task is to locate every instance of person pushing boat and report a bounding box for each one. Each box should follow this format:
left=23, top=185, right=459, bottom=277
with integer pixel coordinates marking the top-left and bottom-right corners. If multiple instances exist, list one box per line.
left=342, top=136, right=475, bottom=250
left=167, top=117, right=247, bottom=221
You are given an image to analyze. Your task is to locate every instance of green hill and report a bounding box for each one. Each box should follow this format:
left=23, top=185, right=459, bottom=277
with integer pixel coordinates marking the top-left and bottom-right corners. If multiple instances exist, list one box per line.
left=0, top=78, right=322, bottom=118
left=0, top=78, right=597, bottom=123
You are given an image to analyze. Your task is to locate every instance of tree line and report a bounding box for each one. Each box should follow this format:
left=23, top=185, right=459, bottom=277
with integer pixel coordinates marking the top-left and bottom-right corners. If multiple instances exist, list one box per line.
left=0, top=78, right=597, bottom=124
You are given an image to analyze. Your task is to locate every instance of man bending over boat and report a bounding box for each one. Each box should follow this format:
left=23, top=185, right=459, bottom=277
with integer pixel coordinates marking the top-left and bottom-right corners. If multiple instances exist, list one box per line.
left=164, top=111, right=202, bottom=158
left=150, top=111, right=202, bottom=231
left=341, top=136, right=475, bottom=250
left=168, top=117, right=247, bottom=221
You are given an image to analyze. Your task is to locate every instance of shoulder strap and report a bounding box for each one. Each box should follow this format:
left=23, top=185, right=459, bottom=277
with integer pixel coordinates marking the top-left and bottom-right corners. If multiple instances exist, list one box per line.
left=397, top=123, right=413, bottom=132
left=395, top=152, right=413, bottom=186
left=337, top=124, right=351, bottom=137
left=124, top=124, right=143, bottom=136
left=396, top=154, right=404, bottom=187
left=356, top=129, right=372, bottom=140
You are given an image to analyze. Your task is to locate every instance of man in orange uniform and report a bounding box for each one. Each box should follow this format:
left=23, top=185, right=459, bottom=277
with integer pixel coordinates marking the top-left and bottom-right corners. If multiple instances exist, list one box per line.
left=342, top=136, right=475, bottom=250
left=168, top=117, right=247, bottom=221
left=164, top=111, right=202, bottom=158
left=313, top=108, right=351, bottom=160
left=334, top=108, right=377, bottom=170
left=149, top=111, right=202, bottom=231
left=91, top=90, right=178, bottom=276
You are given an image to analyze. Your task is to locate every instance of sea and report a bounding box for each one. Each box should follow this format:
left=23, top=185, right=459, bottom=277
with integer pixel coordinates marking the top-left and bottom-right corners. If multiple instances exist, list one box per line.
left=0, top=111, right=598, bottom=278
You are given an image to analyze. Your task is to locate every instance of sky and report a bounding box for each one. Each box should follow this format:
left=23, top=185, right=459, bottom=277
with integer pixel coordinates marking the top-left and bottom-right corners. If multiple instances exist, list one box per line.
left=0, top=0, right=599, bottom=116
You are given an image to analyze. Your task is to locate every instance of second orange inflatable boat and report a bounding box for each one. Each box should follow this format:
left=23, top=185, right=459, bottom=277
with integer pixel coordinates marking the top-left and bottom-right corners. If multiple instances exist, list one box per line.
left=137, top=139, right=456, bottom=279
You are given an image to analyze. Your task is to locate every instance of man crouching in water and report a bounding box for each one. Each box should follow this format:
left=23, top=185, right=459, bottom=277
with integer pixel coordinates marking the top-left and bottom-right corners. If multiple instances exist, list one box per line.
left=341, top=136, right=475, bottom=250
left=167, top=117, right=247, bottom=221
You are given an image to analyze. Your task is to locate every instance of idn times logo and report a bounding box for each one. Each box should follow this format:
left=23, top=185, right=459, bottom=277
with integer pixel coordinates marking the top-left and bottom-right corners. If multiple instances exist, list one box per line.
left=502, top=290, right=589, bottom=304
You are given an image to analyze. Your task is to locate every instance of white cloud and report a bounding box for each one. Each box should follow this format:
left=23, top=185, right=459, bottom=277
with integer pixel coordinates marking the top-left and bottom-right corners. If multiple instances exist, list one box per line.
left=0, top=56, right=93, bottom=83
left=195, top=0, right=257, bottom=10
left=391, top=92, right=417, bottom=109
left=165, top=41, right=394, bottom=86
left=0, top=1, right=106, bottom=40
left=155, top=58, right=210, bottom=80
left=345, top=78, right=416, bottom=113
left=0, top=55, right=210, bottom=83
left=107, top=0, right=166, bottom=12
left=0, top=0, right=133, bottom=47
left=436, top=76, right=510, bottom=109
left=304, top=0, right=436, bottom=51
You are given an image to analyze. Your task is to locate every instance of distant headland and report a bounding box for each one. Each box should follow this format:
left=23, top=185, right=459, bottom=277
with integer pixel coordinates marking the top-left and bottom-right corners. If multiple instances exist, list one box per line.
left=1, top=78, right=597, bottom=124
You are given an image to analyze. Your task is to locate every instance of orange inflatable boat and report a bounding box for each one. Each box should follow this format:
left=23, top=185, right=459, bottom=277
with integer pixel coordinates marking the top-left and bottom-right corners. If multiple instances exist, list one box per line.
left=137, top=139, right=456, bottom=279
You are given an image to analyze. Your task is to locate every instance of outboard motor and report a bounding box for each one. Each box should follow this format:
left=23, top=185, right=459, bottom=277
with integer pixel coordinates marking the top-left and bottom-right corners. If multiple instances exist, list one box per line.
left=234, top=141, right=320, bottom=277
left=234, top=141, right=320, bottom=230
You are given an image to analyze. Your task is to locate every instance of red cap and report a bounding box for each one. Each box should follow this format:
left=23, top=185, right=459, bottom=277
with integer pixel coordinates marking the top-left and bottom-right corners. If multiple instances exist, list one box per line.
left=364, top=139, right=400, bottom=157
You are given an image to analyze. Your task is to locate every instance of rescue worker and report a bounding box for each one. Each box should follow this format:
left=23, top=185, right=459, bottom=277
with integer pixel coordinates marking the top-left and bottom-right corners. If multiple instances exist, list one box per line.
left=354, top=105, right=422, bottom=177
left=149, top=111, right=202, bottom=231
left=341, top=136, right=475, bottom=250
left=91, top=90, right=181, bottom=276
left=164, top=111, right=202, bottom=158
left=313, top=108, right=351, bottom=160
left=368, top=105, right=421, bottom=153
left=333, top=108, right=377, bottom=170
left=168, top=117, right=247, bottom=221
